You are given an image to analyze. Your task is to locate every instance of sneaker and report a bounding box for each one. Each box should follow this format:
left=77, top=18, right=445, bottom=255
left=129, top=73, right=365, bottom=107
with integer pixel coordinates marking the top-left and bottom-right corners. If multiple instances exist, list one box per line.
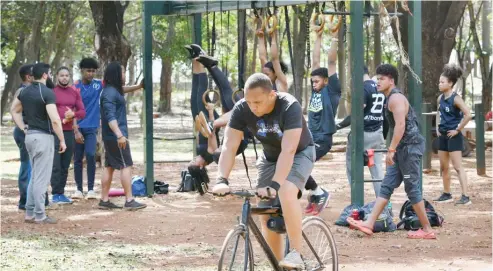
left=184, top=45, right=194, bottom=59
left=71, top=190, right=84, bottom=199
left=190, top=44, right=207, bottom=58
left=24, top=217, right=35, bottom=223
left=304, top=201, right=315, bottom=214
left=98, top=200, right=122, bottom=210
left=196, top=112, right=212, bottom=138
left=124, top=199, right=147, bottom=211
left=35, top=216, right=57, bottom=224
left=52, top=194, right=73, bottom=205
left=196, top=55, right=219, bottom=68
left=212, top=179, right=231, bottom=196
left=45, top=202, right=59, bottom=210
left=310, top=189, right=330, bottom=215
left=86, top=190, right=97, bottom=200
left=455, top=195, right=472, bottom=205
left=278, top=249, right=304, bottom=270
left=434, top=192, right=453, bottom=203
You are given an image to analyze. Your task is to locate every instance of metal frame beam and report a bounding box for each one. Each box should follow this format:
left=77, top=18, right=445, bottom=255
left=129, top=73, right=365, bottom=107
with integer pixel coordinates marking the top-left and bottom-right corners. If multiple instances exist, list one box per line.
left=163, top=1, right=308, bottom=15
left=349, top=1, right=365, bottom=207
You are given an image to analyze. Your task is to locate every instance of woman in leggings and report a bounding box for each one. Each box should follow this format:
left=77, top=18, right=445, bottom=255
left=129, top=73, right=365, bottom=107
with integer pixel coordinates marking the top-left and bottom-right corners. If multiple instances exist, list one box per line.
left=186, top=45, right=249, bottom=180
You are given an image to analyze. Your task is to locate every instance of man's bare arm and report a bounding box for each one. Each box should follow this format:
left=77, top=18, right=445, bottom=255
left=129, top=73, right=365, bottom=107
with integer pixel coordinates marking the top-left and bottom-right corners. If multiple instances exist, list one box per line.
left=312, top=31, right=322, bottom=70
left=123, top=79, right=144, bottom=93
left=213, top=111, right=233, bottom=129
left=272, top=128, right=302, bottom=186
left=270, top=30, right=288, bottom=92
left=388, top=94, right=407, bottom=150
left=257, top=24, right=268, bottom=68
left=10, top=98, right=25, bottom=130
left=327, top=32, right=338, bottom=77
left=218, top=126, right=243, bottom=179
left=46, top=104, right=65, bottom=143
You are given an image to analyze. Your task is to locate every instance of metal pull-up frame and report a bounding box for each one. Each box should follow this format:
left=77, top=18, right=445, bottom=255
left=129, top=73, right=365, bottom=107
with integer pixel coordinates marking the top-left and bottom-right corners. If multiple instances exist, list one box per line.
left=142, top=1, right=423, bottom=207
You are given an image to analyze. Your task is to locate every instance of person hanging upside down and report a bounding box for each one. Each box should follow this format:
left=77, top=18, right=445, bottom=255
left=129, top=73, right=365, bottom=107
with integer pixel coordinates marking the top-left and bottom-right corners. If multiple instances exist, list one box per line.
left=185, top=45, right=250, bottom=185
left=257, top=14, right=331, bottom=215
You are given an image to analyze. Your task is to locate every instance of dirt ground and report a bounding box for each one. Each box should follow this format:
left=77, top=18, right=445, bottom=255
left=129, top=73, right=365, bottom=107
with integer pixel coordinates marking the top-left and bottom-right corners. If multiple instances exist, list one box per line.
left=1, top=107, right=492, bottom=270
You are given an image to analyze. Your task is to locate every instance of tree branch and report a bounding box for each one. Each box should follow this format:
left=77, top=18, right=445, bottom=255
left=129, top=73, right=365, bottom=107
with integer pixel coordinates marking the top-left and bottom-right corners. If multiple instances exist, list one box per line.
left=124, top=15, right=141, bottom=26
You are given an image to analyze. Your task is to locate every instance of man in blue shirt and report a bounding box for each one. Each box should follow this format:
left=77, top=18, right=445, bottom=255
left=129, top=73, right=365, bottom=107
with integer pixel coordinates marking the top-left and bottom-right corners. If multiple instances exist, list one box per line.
left=72, top=58, right=144, bottom=201
left=72, top=58, right=103, bottom=200
left=304, top=20, right=341, bottom=215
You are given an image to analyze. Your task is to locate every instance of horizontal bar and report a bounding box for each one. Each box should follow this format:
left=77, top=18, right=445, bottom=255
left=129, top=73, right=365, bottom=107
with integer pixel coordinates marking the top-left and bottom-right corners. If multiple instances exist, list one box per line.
left=167, top=1, right=308, bottom=16
left=370, top=149, right=388, bottom=153
left=154, top=159, right=192, bottom=163
left=364, top=179, right=383, bottom=183
left=153, top=136, right=196, bottom=141
left=321, top=10, right=404, bottom=16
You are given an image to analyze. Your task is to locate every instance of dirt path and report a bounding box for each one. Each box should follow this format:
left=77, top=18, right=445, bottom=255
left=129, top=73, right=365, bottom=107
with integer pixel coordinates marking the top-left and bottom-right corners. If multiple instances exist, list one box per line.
left=1, top=110, right=492, bottom=270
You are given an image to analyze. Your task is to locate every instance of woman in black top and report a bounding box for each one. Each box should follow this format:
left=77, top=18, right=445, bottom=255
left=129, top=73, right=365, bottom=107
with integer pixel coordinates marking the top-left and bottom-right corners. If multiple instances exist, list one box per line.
left=434, top=64, right=472, bottom=205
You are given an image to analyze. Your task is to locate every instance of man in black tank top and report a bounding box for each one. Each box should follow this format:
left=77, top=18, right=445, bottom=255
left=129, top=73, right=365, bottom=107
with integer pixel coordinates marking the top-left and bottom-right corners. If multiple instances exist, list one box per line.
left=347, top=64, right=436, bottom=239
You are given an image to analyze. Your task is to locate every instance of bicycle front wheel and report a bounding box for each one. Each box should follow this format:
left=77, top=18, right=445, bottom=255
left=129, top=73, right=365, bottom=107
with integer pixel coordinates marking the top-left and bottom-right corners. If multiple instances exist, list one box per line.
left=300, top=216, right=338, bottom=271
left=218, top=225, right=254, bottom=271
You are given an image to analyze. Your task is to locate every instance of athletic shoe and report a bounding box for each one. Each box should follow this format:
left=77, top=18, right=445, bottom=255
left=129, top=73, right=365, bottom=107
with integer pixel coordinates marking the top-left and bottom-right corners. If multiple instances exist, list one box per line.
left=86, top=190, right=97, bottom=200
left=52, top=194, right=73, bottom=205
left=455, top=195, right=472, bottom=205
left=212, top=179, right=231, bottom=196
left=304, top=202, right=315, bottom=214
left=196, top=112, right=212, bottom=138
left=434, top=192, right=453, bottom=203
left=98, top=200, right=122, bottom=210
left=309, top=189, right=330, bottom=215
left=278, top=249, right=304, bottom=270
left=190, top=44, right=207, bottom=58
left=124, top=199, right=147, bottom=211
left=24, top=217, right=35, bottom=223
left=71, top=190, right=84, bottom=199
left=35, top=216, right=57, bottom=224
left=184, top=45, right=194, bottom=59
left=196, top=55, right=219, bottom=68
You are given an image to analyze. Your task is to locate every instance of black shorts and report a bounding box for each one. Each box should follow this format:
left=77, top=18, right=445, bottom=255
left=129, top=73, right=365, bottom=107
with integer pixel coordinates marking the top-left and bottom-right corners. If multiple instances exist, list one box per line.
left=438, top=132, right=463, bottom=152
left=104, top=139, right=133, bottom=169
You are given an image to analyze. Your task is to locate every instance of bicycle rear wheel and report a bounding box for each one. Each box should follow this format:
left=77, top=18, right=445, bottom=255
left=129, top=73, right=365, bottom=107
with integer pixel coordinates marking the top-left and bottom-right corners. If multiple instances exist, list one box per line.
left=218, top=225, right=254, bottom=271
left=300, top=216, right=338, bottom=271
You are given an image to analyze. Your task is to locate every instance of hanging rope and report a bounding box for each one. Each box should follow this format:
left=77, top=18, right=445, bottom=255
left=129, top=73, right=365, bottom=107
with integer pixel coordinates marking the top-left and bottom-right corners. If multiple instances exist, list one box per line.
left=305, top=3, right=312, bottom=70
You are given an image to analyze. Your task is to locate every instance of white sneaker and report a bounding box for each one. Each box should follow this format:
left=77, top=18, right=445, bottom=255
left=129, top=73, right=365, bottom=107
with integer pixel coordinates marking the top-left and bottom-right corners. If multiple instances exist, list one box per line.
left=71, top=190, right=84, bottom=199
left=279, top=249, right=304, bottom=270
left=86, top=190, right=98, bottom=199
left=212, top=183, right=230, bottom=195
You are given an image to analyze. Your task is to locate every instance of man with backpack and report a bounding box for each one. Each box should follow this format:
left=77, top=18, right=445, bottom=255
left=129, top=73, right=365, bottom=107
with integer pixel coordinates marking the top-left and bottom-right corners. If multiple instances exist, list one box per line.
left=347, top=64, right=436, bottom=240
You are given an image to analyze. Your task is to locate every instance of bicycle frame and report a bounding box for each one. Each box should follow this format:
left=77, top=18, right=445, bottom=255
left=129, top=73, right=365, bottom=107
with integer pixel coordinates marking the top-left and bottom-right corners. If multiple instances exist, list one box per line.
left=237, top=197, right=326, bottom=271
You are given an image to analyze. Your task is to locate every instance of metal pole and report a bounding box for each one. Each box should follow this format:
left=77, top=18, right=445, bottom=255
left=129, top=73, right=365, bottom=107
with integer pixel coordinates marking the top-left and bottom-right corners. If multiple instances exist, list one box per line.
left=407, top=0, right=423, bottom=190
left=475, top=103, right=486, bottom=176
left=422, top=103, right=432, bottom=171
left=192, top=13, right=202, bottom=157
left=350, top=1, right=365, bottom=207
left=143, top=1, right=154, bottom=196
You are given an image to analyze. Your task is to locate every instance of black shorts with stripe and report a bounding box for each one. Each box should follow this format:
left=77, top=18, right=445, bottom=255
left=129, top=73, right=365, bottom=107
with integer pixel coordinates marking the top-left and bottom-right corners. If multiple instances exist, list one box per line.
left=104, top=139, right=133, bottom=169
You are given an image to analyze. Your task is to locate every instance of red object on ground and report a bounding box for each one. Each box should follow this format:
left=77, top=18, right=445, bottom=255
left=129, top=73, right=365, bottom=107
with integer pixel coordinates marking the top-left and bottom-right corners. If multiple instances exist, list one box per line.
left=108, top=188, right=125, bottom=197
left=486, top=111, right=492, bottom=121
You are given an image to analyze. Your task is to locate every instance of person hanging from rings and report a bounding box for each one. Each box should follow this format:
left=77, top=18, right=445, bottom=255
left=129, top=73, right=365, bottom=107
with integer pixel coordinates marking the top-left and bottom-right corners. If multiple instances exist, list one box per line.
left=303, top=12, right=342, bottom=215
left=256, top=13, right=289, bottom=93
left=433, top=64, right=472, bottom=205
left=184, top=45, right=251, bottom=186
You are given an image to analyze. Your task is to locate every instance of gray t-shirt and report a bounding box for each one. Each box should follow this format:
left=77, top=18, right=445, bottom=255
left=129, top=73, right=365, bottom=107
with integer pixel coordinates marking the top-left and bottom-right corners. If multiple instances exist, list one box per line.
left=228, top=92, right=314, bottom=162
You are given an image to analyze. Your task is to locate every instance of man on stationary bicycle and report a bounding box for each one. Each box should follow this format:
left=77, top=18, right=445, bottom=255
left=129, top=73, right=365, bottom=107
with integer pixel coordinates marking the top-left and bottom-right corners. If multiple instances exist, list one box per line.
left=212, top=73, right=315, bottom=269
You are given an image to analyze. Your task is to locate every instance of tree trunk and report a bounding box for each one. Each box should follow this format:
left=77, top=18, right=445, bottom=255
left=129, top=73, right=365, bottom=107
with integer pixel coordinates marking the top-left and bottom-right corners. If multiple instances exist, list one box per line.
left=480, top=0, right=492, bottom=110
left=291, top=4, right=315, bottom=103
left=373, top=16, right=382, bottom=72
left=386, top=1, right=467, bottom=109
left=26, top=2, right=47, bottom=63
left=158, top=17, right=176, bottom=114
left=90, top=1, right=132, bottom=69
left=0, top=33, right=26, bottom=124
left=337, top=26, right=348, bottom=118
left=159, top=58, right=172, bottom=113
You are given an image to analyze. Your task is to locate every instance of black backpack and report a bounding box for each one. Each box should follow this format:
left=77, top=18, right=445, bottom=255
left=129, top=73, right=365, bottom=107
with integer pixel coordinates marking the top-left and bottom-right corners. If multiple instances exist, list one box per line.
left=177, top=170, right=195, bottom=192
left=396, top=199, right=444, bottom=231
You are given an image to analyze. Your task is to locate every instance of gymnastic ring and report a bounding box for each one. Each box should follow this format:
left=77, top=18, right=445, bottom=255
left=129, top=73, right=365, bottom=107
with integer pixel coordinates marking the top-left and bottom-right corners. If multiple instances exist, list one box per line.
left=265, top=15, right=278, bottom=35
left=310, top=13, right=325, bottom=34
left=202, top=89, right=221, bottom=107
left=231, top=89, right=244, bottom=104
left=328, top=15, right=342, bottom=33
